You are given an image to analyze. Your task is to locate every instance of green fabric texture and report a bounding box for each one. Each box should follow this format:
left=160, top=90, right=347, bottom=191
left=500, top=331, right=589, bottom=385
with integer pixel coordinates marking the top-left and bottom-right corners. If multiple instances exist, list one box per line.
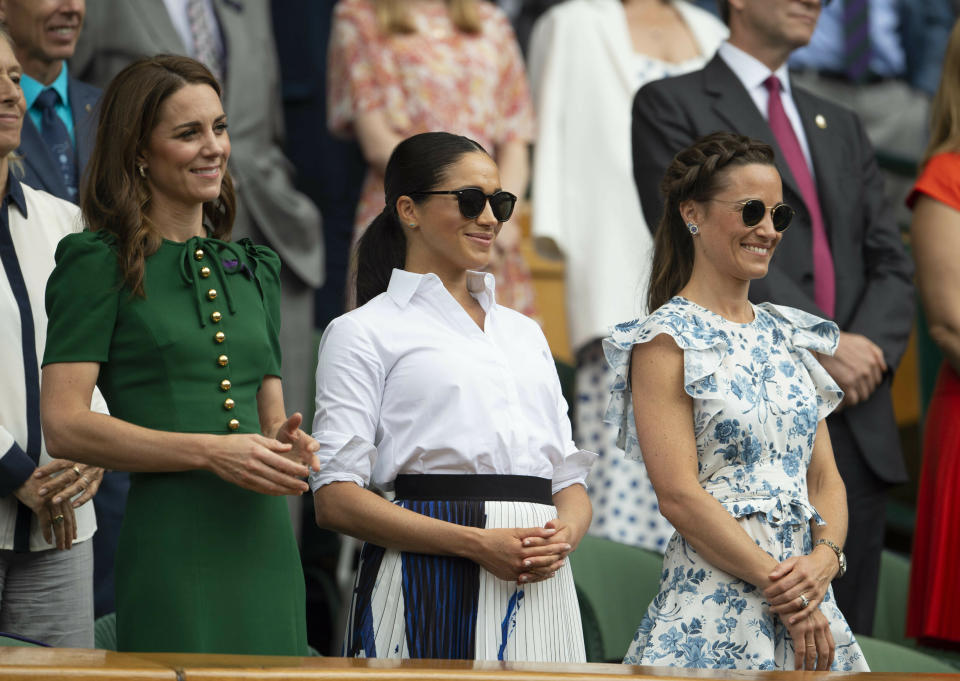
left=44, top=232, right=306, bottom=656
left=857, top=635, right=957, bottom=673
left=570, top=534, right=663, bottom=662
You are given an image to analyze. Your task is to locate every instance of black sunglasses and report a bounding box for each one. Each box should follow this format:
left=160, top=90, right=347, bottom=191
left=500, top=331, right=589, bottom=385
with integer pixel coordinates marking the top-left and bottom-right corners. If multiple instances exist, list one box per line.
left=710, top=198, right=795, bottom=232
left=411, top=188, right=518, bottom=222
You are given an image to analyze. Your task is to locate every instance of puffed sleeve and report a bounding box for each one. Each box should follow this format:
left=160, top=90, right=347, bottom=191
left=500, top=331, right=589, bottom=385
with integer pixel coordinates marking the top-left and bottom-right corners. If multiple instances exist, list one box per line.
left=309, top=314, right=385, bottom=491
left=327, top=0, right=387, bottom=137
left=245, top=242, right=283, bottom=378
left=758, top=303, right=844, bottom=421
left=42, top=231, right=121, bottom=366
left=906, top=153, right=960, bottom=212
left=488, top=5, right=535, bottom=146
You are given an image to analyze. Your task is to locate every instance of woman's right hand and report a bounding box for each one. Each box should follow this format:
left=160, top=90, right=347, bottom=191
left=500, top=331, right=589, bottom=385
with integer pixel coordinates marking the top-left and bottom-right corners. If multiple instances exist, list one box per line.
left=784, top=607, right=835, bottom=671
left=469, top=527, right=569, bottom=584
left=207, top=434, right=310, bottom=496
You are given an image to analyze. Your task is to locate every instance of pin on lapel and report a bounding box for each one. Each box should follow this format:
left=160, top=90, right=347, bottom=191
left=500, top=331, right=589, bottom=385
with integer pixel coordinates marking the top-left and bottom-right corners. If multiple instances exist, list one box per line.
left=85, top=104, right=92, bottom=113
left=815, top=114, right=827, bottom=129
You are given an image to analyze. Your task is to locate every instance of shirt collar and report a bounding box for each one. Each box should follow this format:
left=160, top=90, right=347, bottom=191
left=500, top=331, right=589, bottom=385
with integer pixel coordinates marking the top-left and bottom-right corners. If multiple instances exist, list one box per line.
left=5, top=173, right=28, bottom=219
left=718, top=41, right=793, bottom=97
left=22, top=63, right=70, bottom=111
left=386, top=268, right=497, bottom=311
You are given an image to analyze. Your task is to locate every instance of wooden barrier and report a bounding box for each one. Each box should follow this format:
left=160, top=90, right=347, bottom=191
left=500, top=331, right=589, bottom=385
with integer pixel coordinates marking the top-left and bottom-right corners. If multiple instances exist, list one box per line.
left=0, top=649, right=958, bottom=681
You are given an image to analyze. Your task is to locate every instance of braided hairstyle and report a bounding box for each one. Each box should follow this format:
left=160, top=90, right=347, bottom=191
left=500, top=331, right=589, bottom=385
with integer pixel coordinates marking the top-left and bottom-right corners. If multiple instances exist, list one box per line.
left=647, top=131, right=776, bottom=313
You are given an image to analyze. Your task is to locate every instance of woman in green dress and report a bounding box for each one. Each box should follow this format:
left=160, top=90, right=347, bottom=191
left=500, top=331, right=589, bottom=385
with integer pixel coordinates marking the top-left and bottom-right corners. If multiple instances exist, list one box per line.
left=39, top=55, right=318, bottom=655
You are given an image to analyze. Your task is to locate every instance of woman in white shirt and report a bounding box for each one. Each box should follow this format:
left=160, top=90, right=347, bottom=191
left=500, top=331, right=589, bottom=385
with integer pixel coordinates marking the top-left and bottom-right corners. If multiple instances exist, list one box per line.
left=310, top=132, right=595, bottom=662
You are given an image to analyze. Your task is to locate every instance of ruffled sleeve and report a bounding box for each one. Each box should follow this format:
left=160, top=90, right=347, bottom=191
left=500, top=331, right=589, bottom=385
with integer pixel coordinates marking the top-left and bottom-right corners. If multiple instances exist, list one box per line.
left=43, top=230, right=121, bottom=366
left=756, top=303, right=843, bottom=421
left=239, top=240, right=283, bottom=377
left=602, top=300, right=731, bottom=461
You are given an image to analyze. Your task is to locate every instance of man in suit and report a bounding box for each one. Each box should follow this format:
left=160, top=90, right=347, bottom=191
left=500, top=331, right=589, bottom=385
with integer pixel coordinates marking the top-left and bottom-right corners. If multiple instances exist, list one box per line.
left=631, top=0, right=913, bottom=634
left=0, top=0, right=129, bottom=621
left=71, top=0, right=324, bottom=426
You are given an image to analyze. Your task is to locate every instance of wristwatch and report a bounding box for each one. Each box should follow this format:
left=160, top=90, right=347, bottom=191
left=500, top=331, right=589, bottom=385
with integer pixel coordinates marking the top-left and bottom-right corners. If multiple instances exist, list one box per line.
left=816, top=538, right=847, bottom=578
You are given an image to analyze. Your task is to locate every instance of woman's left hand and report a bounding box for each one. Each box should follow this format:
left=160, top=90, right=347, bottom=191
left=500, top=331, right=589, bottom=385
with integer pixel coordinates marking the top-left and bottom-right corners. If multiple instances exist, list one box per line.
left=517, top=518, right=577, bottom=581
left=764, top=549, right=838, bottom=623
left=35, top=460, right=104, bottom=508
left=275, top=412, right=321, bottom=473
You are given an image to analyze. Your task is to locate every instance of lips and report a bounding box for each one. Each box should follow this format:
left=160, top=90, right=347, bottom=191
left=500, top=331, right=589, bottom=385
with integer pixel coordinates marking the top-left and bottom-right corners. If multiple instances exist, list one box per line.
left=190, top=166, right=221, bottom=176
left=741, top=244, right=770, bottom=255
left=465, top=231, right=494, bottom=246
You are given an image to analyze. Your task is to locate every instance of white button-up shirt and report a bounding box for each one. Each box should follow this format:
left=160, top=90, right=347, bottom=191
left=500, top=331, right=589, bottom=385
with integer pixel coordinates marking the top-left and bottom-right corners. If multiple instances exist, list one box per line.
left=309, top=269, right=595, bottom=496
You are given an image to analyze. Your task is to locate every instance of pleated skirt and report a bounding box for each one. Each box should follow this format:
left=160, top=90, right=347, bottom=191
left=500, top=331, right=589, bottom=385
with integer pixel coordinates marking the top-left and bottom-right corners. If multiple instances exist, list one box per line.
left=343, top=476, right=586, bottom=662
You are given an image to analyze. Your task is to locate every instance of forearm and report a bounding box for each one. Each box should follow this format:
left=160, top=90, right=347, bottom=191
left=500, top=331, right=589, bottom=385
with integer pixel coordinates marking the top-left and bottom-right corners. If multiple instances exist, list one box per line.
left=354, top=110, right=404, bottom=175
left=552, top=483, right=591, bottom=549
left=661, top=485, right=779, bottom=590
left=313, top=481, right=481, bottom=558
left=928, top=322, right=960, bottom=376
left=807, top=469, right=848, bottom=553
left=496, top=140, right=529, bottom=198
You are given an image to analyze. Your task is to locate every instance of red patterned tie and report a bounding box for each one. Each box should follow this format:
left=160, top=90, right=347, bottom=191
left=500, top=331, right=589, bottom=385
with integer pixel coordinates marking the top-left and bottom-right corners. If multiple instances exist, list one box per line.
left=763, top=75, right=835, bottom=318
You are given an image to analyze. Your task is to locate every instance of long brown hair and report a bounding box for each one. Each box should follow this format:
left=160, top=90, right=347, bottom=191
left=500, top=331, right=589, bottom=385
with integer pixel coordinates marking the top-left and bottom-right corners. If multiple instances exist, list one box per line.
left=924, top=18, right=960, bottom=165
left=374, top=0, right=481, bottom=34
left=647, top=132, right=776, bottom=312
left=82, top=55, right=236, bottom=297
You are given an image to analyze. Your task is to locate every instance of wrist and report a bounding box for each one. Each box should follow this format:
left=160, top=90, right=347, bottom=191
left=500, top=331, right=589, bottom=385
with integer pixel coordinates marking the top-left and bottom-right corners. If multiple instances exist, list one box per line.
left=813, top=539, right=845, bottom=578
left=454, top=525, right=484, bottom=561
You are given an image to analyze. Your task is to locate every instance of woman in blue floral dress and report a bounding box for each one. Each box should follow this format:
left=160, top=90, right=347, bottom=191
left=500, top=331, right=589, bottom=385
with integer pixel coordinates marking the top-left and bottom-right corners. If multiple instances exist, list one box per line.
left=605, top=132, right=867, bottom=671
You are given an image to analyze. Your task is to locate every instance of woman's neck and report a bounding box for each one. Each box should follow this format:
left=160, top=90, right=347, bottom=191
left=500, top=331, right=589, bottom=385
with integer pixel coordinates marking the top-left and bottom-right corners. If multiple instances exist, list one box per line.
left=404, top=253, right=483, bottom=321
left=679, top=268, right=753, bottom=323
left=0, top=158, right=9, bottom=200
left=144, top=197, right=206, bottom=242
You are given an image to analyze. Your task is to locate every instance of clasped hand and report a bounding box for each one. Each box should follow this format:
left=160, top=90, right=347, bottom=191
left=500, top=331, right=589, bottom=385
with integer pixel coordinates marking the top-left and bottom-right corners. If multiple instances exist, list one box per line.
left=14, top=459, right=103, bottom=550
left=818, top=331, right=886, bottom=408
left=474, top=518, right=574, bottom=585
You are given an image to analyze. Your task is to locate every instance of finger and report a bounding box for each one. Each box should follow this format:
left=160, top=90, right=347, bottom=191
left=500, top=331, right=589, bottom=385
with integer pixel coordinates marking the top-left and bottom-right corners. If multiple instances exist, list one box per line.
left=765, top=571, right=804, bottom=601
left=50, top=510, right=66, bottom=550
left=37, top=472, right=75, bottom=498
left=767, top=556, right=798, bottom=580
left=793, top=634, right=804, bottom=670
left=520, top=541, right=572, bottom=557
left=39, top=507, right=53, bottom=544
left=804, top=632, right=817, bottom=671
left=62, top=503, right=76, bottom=549
left=283, top=412, right=303, bottom=435
left=71, top=475, right=101, bottom=508
left=814, top=624, right=832, bottom=671
left=33, top=459, right=74, bottom=479
left=242, top=460, right=308, bottom=495
left=522, top=553, right=566, bottom=571
left=253, top=434, right=294, bottom=453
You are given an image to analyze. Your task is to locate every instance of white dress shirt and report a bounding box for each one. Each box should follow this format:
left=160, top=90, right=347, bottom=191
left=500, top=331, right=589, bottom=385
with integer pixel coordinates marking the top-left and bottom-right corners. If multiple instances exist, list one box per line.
left=717, top=41, right=816, bottom=178
left=309, top=269, right=596, bottom=496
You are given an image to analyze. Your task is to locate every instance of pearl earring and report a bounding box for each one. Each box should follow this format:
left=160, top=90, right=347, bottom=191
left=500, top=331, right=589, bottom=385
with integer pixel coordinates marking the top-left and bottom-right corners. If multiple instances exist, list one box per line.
left=686, top=221, right=699, bottom=235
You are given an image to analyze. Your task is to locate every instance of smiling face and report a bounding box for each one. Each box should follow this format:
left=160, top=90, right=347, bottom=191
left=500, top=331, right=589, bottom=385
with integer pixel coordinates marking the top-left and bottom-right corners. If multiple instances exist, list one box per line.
left=685, top=163, right=785, bottom=284
left=0, top=36, right=25, bottom=161
left=139, top=82, right=230, bottom=213
left=0, top=0, right=84, bottom=80
left=400, top=151, right=503, bottom=277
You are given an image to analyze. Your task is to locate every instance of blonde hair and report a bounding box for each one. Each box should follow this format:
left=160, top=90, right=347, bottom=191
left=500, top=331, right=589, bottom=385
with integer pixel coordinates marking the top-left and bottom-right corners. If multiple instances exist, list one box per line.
left=924, top=18, right=960, bottom=165
left=374, top=0, right=481, bottom=34
left=0, top=26, right=24, bottom=179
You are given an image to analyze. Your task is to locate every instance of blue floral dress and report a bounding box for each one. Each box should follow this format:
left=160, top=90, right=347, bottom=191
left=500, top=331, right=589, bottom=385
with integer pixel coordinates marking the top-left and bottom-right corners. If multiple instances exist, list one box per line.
left=603, top=297, right=868, bottom=671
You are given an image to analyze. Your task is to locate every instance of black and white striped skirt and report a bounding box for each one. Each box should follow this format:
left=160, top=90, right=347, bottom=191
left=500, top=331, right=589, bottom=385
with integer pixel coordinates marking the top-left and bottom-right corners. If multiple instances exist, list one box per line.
left=344, top=474, right=586, bottom=662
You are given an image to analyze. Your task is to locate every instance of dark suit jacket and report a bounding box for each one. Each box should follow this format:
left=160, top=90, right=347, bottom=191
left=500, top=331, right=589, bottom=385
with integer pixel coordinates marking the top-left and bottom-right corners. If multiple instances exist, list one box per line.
left=632, top=53, right=913, bottom=484
left=16, top=77, right=99, bottom=202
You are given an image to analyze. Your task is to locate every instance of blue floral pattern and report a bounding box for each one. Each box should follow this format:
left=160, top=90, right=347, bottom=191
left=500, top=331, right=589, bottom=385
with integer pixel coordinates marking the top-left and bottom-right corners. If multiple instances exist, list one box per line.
left=603, top=298, right=867, bottom=671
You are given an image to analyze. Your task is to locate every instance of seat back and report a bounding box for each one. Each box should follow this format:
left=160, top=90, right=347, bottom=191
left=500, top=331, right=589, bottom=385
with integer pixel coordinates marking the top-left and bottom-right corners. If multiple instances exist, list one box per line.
left=857, top=634, right=957, bottom=672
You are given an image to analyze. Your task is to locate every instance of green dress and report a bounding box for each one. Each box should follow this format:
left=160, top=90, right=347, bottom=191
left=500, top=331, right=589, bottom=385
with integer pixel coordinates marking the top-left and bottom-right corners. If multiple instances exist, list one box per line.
left=43, top=231, right=308, bottom=655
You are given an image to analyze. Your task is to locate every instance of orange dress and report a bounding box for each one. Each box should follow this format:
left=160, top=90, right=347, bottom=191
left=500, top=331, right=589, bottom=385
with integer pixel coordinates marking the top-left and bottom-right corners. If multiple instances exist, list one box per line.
left=906, top=152, right=960, bottom=646
left=327, top=0, right=537, bottom=316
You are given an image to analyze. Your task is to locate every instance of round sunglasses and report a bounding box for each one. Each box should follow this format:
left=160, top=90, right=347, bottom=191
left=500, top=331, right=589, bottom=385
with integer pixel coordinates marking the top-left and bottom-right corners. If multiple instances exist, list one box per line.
left=709, top=198, right=795, bottom=232
left=411, top=188, right=518, bottom=222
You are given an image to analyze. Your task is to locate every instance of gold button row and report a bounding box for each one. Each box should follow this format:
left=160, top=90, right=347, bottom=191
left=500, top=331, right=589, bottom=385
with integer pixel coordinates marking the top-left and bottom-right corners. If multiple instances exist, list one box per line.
left=199, top=248, right=238, bottom=431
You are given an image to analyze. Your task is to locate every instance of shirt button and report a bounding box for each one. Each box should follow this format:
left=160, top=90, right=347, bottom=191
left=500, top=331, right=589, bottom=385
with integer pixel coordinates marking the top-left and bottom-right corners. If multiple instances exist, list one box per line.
left=214, top=331, right=226, bottom=343
left=224, top=398, right=235, bottom=410
left=228, top=418, right=239, bottom=431
left=200, top=266, right=211, bottom=278
left=217, top=354, right=229, bottom=367
left=207, top=288, right=217, bottom=300
left=220, top=379, right=231, bottom=391
left=210, top=311, right=222, bottom=323
left=194, top=248, right=205, bottom=261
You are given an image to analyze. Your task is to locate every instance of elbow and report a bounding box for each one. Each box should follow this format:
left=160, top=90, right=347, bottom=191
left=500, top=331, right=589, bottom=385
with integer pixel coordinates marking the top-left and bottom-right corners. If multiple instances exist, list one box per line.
left=655, top=489, right=695, bottom=529
left=41, top=417, right=70, bottom=459
left=928, top=321, right=960, bottom=354
left=312, top=483, right=349, bottom=531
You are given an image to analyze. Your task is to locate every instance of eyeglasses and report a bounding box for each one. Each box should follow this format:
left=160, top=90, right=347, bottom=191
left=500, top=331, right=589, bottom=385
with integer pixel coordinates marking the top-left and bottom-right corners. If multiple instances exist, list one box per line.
left=710, top=198, right=795, bottom=232
left=411, top=188, right=518, bottom=222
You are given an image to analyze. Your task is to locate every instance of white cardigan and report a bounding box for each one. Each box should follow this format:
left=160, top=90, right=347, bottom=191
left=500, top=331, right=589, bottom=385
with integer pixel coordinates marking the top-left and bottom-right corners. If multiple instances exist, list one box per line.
left=528, top=0, right=727, bottom=351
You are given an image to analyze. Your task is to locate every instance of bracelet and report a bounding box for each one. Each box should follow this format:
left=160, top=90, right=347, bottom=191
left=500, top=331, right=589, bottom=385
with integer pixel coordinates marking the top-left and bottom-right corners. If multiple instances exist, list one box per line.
left=815, top=538, right=846, bottom=577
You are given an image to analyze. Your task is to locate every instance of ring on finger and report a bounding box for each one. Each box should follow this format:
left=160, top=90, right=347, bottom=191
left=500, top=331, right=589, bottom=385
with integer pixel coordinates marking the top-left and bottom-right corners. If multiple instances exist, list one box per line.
left=799, top=593, right=810, bottom=608
left=52, top=514, right=65, bottom=525
left=72, top=465, right=82, bottom=476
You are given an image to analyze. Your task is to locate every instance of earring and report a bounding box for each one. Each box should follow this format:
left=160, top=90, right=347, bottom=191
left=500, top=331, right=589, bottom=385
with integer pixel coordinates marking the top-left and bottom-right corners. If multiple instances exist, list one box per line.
left=138, top=165, right=146, bottom=178
left=686, top=221, right=699, bottom=235
left=408, top=223, right=416, bottom=228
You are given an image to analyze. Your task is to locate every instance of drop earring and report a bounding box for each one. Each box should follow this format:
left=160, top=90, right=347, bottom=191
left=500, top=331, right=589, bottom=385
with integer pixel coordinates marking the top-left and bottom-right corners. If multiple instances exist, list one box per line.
left=138, top=165, right=146, bottom=178
left=686, top=221, right=699, bottom=235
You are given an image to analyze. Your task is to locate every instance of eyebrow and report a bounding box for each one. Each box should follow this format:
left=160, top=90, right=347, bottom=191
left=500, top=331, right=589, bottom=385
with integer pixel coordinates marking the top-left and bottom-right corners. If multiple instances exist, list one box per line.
left=172, top=114, right=227, bottom=131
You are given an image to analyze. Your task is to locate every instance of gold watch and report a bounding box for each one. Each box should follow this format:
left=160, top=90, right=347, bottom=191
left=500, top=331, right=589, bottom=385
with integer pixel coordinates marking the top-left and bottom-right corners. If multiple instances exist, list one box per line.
left=816, top=538, right=847, bottom=578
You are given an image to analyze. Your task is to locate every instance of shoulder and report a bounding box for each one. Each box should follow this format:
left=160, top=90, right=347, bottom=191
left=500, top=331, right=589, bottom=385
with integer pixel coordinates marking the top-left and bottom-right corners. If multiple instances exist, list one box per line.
left=68, top=76, right=101, bottom=105
left=610, top=298, right=730, bottom=352
left=755, top=303, right=839, bottom=355
left=234, top=238, right=280, bottom=268
left=20, top=184, right=82, bottom=235
left=54, top=229, right=118, bottom=265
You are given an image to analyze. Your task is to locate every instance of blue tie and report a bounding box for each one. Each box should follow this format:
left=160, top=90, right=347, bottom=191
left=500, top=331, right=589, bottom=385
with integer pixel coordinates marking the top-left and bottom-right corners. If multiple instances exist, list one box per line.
left=34, top=88, right=77, bottom=200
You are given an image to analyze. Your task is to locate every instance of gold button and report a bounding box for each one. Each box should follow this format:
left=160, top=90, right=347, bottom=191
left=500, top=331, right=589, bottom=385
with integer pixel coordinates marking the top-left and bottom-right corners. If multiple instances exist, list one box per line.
left=214, top=331, right=226, bottom=343
left=194, top=248, right=204, bottom=261
left=224, top=398, right=235, bottom=410
left=207, top=288, right=217, bottom=300
left=220, top=379, right=231, bottom=391
left=210, top=311, right=222, bottom=323
left=200, top=266, right=211, bottom=278
left=217, top=354, right=229, bottom=367
left=228, top=418, right=239, bottom=431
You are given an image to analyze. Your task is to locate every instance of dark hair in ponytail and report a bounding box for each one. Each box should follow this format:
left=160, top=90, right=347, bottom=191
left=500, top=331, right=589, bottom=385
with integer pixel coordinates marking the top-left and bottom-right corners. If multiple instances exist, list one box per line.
left=647, top=131, right=776, bottom=313
left=355, top=132, right=487, bottom=306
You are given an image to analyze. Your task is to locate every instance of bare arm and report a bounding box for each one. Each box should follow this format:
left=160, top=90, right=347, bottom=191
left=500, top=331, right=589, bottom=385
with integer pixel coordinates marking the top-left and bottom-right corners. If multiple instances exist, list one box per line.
left=912, top=194, right=960, bottom=374
left=41, top=362, right=310, bottom=495
left=493, top=139, right=530, bottom=251
left=631, top=336, right=779, bottom=590
left=313, top=481, right=564, bottom=583
left=353, top=110, right=405, bottom=176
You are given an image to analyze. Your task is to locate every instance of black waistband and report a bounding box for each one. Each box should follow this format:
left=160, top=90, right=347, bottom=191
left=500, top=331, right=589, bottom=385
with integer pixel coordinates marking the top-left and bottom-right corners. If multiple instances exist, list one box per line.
left=394, top=474, right=552, bottom=504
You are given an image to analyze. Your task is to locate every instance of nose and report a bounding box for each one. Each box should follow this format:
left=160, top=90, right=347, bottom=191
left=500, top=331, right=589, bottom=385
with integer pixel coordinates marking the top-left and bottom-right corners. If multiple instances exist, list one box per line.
left=0, top=75, right=20, bottom=104
left=60, top=0, right=84, bottom=14
left=201, top=127, right=227, bottom=156
left=753, top=210, right=779, bottom=240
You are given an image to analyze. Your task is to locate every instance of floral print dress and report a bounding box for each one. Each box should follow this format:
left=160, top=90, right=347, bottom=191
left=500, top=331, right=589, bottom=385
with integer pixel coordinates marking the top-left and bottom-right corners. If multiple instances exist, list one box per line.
left=603, top=297, right=868, bottom=671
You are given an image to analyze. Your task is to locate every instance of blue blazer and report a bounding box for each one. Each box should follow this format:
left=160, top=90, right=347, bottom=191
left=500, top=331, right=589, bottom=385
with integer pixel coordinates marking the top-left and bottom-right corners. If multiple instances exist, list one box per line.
left=16, top=77, right=100, bottom=203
